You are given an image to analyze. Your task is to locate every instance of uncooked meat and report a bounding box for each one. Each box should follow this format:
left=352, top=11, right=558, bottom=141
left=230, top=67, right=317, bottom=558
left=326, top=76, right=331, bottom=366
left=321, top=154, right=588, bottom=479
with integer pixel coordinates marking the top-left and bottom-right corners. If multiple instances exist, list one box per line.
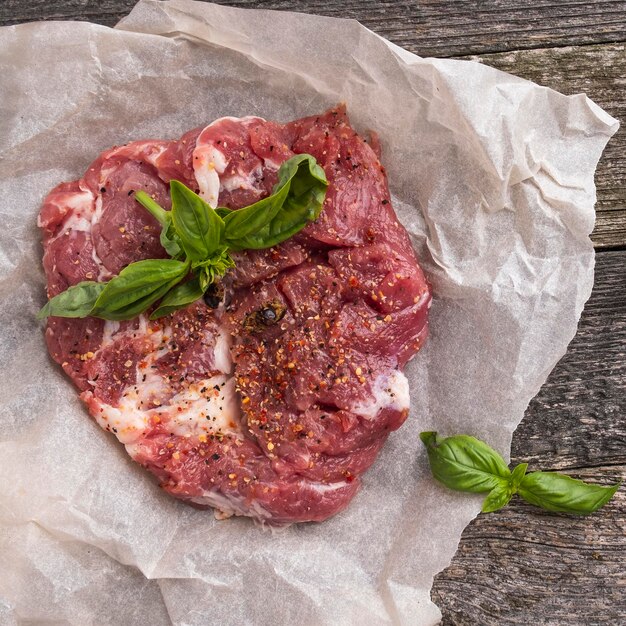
left=39, top=106, right=431, bottom=524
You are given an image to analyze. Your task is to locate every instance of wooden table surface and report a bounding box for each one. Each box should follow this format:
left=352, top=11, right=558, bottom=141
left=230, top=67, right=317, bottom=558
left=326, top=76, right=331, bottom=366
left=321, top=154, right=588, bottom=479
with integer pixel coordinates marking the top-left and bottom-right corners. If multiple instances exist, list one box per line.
left=3, top=1, right=624, bottom=624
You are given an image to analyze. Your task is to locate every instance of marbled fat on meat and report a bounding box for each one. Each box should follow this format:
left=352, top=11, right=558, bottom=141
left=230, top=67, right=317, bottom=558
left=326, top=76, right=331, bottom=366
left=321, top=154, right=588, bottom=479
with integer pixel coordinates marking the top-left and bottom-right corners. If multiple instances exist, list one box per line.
left=39, top=106, right=432, bottom=525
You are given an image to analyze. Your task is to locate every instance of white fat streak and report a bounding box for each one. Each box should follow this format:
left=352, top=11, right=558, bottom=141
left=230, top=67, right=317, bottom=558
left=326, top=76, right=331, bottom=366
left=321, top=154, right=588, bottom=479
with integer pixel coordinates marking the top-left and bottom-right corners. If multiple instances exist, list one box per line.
left=307, top=480, right=350, bottom=494
left=192, top=144, right=225, bottom=207
left=92, top=400, right=150, bottom=444
left=90, top=373, right=239, bottom=445
left=416, top=289, right=432, bottom=310
left=191, top=479, right=348, bottom=522
left=144, top=144, right=169, bottom=168
left=192, top=115, right=267, bottom=206
left=91, top=192, right=104, bottom=224
left=351, top=370, right=410, bottom=420
left=106, top=142, right=169, bottom=169
left=84, top=193, right=111, bottom=281
left=66, top=188, right=94, bottom=210
left=44, top=189, right=95, bottom=236
left=262, top=158, right=282, bottom=171
left=91, top=248, right=109, bottom=281
left=209, top=115, right=266, bottom=126
left=160, top=376, right=239, bottom=436
left=220, top=165, right=263, bottom=193
left=90, top=318, right=239, bottom=445
left=101, top=321, right=121, bottom=348
left=213, top=326, right=233, bottom=374
left=189, top=490, right=272, bottom=521
left=61, top=214, right=92, bottom=232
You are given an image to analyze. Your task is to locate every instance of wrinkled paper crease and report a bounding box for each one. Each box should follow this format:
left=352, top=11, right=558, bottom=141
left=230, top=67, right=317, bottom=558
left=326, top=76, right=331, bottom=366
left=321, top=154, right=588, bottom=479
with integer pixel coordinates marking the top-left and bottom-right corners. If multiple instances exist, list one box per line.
left=0, top=1, right=618, bottom=624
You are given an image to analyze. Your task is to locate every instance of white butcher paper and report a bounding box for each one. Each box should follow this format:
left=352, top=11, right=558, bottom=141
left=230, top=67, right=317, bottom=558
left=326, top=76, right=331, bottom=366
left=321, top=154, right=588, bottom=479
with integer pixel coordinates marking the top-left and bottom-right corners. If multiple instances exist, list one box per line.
left=0, top=1, right=618, bottom=624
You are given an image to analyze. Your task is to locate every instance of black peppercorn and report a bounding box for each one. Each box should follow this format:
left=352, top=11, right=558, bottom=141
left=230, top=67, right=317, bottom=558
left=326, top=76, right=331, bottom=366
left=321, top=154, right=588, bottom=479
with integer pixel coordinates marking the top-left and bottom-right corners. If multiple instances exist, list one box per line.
left=203, top=282, right=224, bottom=309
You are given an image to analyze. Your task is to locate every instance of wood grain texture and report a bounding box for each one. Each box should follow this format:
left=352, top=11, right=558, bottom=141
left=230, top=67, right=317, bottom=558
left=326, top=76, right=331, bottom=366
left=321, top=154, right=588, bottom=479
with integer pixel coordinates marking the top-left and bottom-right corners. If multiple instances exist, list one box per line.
left=3, top=2, right=625, bottom=624
left=470, top=43, right=626, bottom=249
left=432, top=475, right=625, bottom=626
left=3, top=0, right=625, bottom=57
left=432, top=251, right=626, bottom=624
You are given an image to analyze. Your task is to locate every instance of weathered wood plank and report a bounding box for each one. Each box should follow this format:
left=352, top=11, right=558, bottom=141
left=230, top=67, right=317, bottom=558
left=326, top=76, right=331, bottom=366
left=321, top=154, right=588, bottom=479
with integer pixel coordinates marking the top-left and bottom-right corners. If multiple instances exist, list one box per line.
left=433, top=471, right=625, bottom=626
left=432, top=250, right=626, bottom=625
left=512, top=252, right=626, bottom=471
left=2, top=0, right=626, bottom=58
left=470, top=44, right=626, bottom=249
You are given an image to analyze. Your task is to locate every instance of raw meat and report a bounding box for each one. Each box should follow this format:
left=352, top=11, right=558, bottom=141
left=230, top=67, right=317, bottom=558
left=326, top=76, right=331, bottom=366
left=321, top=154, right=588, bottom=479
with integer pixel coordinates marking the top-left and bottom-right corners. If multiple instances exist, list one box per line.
left=39, top=106, right=431, bottom=525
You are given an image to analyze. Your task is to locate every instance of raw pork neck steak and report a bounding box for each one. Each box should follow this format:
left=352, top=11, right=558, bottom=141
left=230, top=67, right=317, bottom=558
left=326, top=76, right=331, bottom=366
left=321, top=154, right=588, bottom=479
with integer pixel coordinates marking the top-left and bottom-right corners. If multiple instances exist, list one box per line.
left=39, top=106, right=431, bottom=524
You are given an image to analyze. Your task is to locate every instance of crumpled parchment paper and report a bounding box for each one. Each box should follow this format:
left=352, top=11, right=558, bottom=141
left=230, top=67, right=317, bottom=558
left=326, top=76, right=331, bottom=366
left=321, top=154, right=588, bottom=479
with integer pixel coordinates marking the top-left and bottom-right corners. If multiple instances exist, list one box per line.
left=0, top=1, right=618, bottom=624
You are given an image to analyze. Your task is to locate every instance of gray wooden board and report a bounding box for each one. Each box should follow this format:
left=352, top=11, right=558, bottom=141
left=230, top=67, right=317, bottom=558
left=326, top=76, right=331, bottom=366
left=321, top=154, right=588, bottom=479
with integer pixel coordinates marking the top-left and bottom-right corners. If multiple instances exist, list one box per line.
left=2, top=1, right=625, bottom=624
left=432, top=250, right=626, bottom=625
left=2, top=0, right=626, bottom=57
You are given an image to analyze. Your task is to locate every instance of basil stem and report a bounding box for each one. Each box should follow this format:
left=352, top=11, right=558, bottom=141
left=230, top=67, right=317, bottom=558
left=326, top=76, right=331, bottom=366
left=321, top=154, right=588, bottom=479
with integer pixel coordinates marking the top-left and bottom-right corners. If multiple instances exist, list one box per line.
left=134, top=191, right=169, bottom=227
left=38, top=154, right=327, bottom=321
left=420, top=432, right=620, bottom=516
left=134, top=191, right=182, bottom=258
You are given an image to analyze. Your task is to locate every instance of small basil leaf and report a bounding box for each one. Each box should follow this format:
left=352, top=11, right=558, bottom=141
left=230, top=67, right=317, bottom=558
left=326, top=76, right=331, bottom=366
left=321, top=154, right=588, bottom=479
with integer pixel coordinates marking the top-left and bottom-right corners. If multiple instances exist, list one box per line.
left=91, top=258, right=189, bottom=321
left=481, top=484, right=512, bottom=513
left=160, top=218, right=183, bottom=258
left=193, top=249, right=235, bottom=291
left=509, top=463, right=528, bottom=492
left=224, top=153, right=327, bottom=251
left=518, top=472, right=620, bottom=515
left=420, top=432, right=511, bottom=493
left=171, top=180, right=224, bottom=261
left=150, top=276, right=204, bottom=320
left=37, top=281, right=105, bottom=319
left=198, top=267, right=211, bottom=292
left=215, top=207, right=233, bottom=219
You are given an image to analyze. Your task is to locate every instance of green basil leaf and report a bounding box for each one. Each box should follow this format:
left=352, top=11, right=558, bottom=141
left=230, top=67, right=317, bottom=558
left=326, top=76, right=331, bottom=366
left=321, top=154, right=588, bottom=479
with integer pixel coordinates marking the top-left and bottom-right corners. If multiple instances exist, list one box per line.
left=420, top=432, right=511, bottom=493
left=481, top=484, right=512, bottom=513
left=170, top=180, right=224, bottom=261
left=510, top=463, right=528, bottom=491
left=518, top=472, right=620, bottom=515
left=37, top=281, right=105, bottom=319
left=224, top=153, right=327, bottom=251
left=91, top=258, right=189, bottom=321
left=223, top=180, right=289, bottom=242
left=150, top=275, right=204, bottom=320
left=41, top=156, right=327, bottom=323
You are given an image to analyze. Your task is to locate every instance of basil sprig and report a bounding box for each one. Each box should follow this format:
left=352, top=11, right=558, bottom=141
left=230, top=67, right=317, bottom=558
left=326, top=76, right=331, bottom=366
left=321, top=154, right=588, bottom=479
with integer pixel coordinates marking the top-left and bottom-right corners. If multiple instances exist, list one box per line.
left=420, top=432, right=620, bottom=515
left=38, top=153, right=327, bottom=322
